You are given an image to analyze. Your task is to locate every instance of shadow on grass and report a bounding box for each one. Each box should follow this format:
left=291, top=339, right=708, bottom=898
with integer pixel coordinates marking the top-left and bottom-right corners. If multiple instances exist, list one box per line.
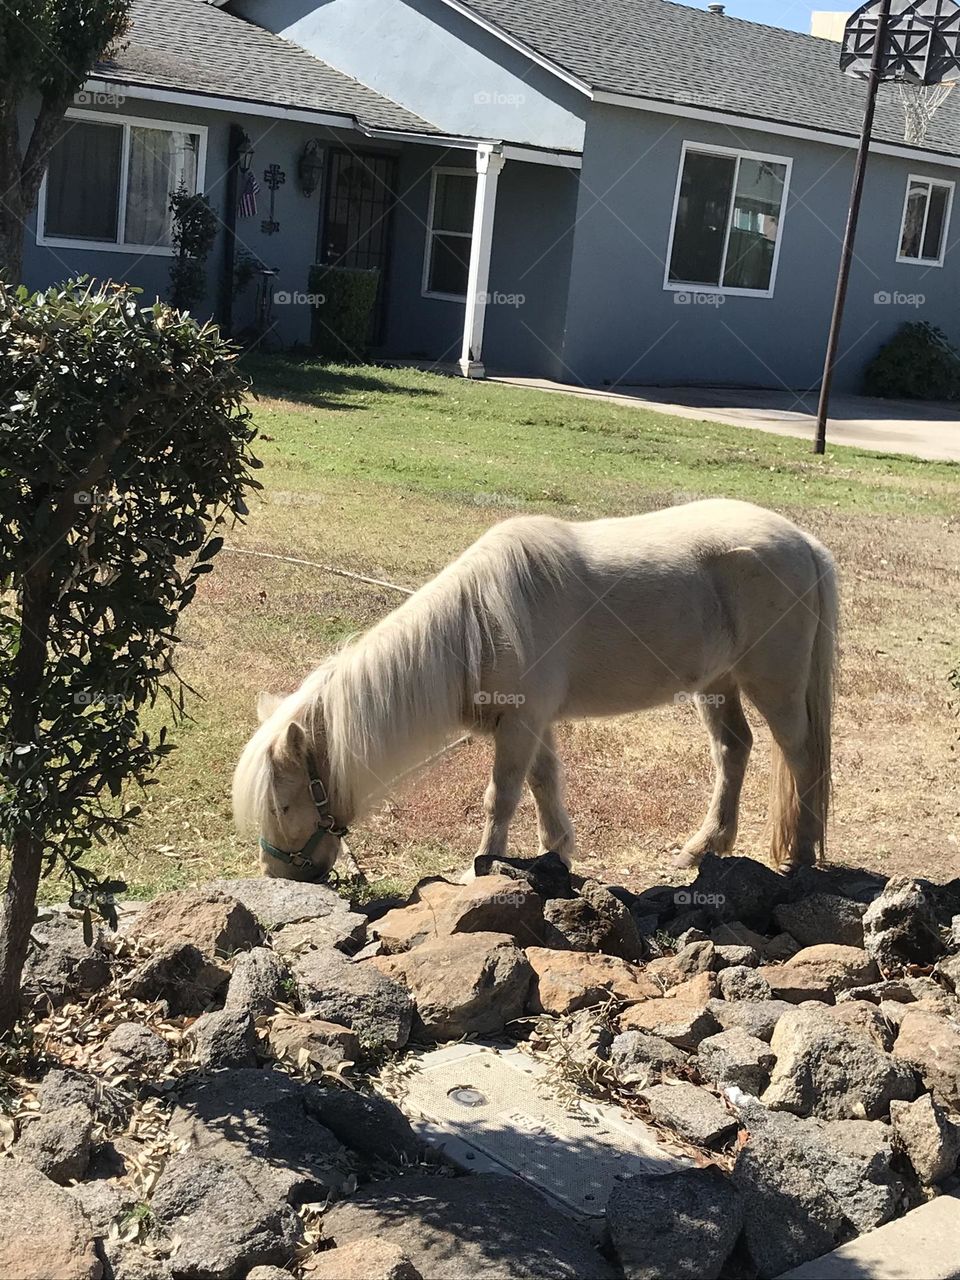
left=239, top=352, right=442, bottom=410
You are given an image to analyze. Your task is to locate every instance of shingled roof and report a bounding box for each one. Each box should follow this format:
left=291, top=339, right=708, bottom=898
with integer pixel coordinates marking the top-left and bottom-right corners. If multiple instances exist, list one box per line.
left=94, top=0, right=440, bottom=135
left=454, top=0, right=960, bottom=155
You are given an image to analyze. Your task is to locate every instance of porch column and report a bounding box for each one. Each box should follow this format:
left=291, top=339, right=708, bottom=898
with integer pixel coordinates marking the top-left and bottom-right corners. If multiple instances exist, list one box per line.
left=459, top=144, right=505, bottom=379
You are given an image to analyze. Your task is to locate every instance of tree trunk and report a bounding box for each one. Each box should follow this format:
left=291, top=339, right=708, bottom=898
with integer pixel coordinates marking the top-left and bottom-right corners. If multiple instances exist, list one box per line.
left=0, top=198, right=25, bottom=287
left=0, top=566, right=54, bottom=1036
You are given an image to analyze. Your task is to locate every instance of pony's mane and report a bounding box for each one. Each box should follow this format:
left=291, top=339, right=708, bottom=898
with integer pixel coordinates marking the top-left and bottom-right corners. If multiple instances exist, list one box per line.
left=232, top=517, right=572, bottom=832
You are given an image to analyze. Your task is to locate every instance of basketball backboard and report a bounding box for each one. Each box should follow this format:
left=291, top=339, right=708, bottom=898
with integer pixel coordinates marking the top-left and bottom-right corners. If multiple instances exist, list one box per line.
left=840, top=0, right=960, bottom=84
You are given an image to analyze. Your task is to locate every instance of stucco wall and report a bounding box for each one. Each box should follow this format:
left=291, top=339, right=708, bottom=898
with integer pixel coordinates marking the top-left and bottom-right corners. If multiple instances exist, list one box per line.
left=229, top=0, right=586, bottom=152
left=559, top=102, right=960, bottom=391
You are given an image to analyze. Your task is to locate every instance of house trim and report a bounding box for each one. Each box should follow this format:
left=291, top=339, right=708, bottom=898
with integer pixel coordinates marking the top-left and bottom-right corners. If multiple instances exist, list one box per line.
left=895, top=172, right=955, bottom=268
left=662, top=139, right=793, bottom=301
left=36, top=107, right=209, bottom=257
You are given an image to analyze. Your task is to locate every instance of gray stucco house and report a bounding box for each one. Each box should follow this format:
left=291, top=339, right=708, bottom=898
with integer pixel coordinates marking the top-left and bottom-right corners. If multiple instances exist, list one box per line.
left=21, top=0, right=960, bottom=390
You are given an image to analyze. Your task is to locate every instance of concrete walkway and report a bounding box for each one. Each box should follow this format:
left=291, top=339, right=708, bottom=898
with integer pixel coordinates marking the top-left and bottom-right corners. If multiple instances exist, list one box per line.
left=490, top=378, right=960, bottom=463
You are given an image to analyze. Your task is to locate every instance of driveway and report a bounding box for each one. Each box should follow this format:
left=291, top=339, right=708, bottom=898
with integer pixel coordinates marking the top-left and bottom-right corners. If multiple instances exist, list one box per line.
left=491, top=379, right=960, bottom=463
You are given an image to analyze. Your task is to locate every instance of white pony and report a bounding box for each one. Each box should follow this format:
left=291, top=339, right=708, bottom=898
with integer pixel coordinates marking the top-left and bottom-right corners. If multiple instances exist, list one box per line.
left=233, top=498, right=837, bottom=881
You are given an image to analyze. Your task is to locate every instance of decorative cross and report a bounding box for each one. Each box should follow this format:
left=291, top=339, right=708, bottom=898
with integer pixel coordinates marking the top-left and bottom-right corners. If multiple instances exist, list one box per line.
left=261, top=164, right=286, bottom=236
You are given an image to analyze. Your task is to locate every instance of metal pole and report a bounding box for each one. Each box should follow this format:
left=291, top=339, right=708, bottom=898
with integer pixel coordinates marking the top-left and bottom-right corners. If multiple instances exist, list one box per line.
left=814, top=0, right=892, bottom=454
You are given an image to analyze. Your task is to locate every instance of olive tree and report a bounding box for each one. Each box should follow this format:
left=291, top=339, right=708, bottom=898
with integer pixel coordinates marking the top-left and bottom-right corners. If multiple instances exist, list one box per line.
left=0, top=1, right=130, bottom=283
left=0, top=279, right=260, bottom=1033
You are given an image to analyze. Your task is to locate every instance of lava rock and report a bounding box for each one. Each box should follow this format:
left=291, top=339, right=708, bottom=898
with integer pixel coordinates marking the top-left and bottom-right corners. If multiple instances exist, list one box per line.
left=188, top=1006, right=258, bottom=1070
left=606, top=1166, right=744, bottom=1280
left=294, top=946, right=414, bottom=1055
left=323, top=1172, right=617, bottom=1279
left=680, top=854, right=793, bottom=927
left=893, top=1008, right=960, bottom=1110
left=862, top=877, right=944, bottom=974
left=128, top=888, right=263, bottom=959
left=542, top=880, right=644, bottom=961
left=224, top=947, right=290, bottom=1016
left=644, top=941, right=717, bottom=990
left=103, top=1022, right=172, bottom=1074
left=309, top=1088, right=422, bottom=1163
left=758, top=944, right=880, bottom=1004
left=40, top=1068, right=128, bottom=1132
left=270, top=1014, right=360, bottom=1072
left=373, top=875, right=544, bottom=953
left=524, top=946, right=658, bottom=1015
left=473, top=850, right=575, bottom=900
left=122, top=941, right=227, bottom=1016
left=209, top=876, right=367, bottom=943
left=0, top=1161, right=101, bottom=1280
left=889, top=1092, right=960, bottom=1185
left=714, top=944, right=760, bottom=969
left=707, top=998, right=795, bottom=1043
left=619, top=973, right=720, bottom=1050
left=609, top=1030, right=690, bottom=1082
left=697, top=1028, right=776, bottom=1095
left=17, top=1101, right=94, bottom=1184
left=151, top=1150, right=301, bottom=1278
left=773, top=893, right=866, bottom=949
left=718, top=965, right=773, bottom=1002
left=641, top=1081, right=738, bottom=1147
left=304, top=1239, right=422, bottom=1280
left=22, top=914, right=111, bottom=1009
left=374, top=932, right=531, bottom=1041
left=763, top=1005, right=917, bottom=1120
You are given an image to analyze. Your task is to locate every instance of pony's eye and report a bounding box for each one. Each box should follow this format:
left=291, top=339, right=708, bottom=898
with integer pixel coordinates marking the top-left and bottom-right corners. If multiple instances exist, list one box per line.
left=281, top=804, right=290, bottom=814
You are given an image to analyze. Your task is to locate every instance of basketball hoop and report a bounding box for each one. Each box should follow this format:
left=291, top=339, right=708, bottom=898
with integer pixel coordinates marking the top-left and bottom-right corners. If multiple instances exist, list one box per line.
left=896, top=72, right=959, bottom=142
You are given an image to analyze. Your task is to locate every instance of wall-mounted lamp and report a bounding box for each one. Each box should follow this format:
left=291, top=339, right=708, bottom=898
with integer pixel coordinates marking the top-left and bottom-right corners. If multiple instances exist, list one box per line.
left=298, top=138, right=325, bottom=196
left=237, top=130, right=255, bottom=173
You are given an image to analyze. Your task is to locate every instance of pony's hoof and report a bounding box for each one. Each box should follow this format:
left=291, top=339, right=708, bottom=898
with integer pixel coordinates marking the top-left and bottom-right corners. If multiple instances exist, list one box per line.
left=672, top=848, right=705, bottom=871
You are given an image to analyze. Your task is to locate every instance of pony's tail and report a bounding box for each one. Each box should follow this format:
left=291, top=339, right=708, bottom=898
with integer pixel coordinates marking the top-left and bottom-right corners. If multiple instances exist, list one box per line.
left=770, top=545, right=838, bottom=868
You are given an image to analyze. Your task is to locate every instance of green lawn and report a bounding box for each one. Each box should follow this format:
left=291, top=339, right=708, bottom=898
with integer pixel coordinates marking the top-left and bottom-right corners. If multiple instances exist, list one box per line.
left=34, top=355, right=960, bottom=902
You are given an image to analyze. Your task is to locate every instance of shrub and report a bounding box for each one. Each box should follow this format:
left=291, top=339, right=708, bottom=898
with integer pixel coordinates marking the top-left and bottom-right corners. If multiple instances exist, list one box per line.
left=169, top=183, right=219, bottom=311
left=0, top=279, right=260, bottom=1031
left=308, top=265, right=380, bottom=362
left=863, top=321, right=960, bottom=401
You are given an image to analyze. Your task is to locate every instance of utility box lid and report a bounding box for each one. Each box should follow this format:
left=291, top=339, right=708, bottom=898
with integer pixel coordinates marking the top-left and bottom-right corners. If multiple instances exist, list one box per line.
left=381, top=1042, right=687, bottom=1220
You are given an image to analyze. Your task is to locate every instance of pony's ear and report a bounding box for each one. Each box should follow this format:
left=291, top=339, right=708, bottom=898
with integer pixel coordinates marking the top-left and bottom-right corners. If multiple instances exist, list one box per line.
left=257, top=691, right=284, bottom=723
left=280, top=720, right=306, bottom=761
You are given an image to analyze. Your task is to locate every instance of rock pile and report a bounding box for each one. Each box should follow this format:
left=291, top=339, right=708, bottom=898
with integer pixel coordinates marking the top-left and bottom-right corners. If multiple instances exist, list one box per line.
left=2, top=857, right=958, bottom=1279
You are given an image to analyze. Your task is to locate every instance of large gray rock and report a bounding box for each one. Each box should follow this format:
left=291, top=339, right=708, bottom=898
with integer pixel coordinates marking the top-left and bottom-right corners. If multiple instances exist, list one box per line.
left=224, top=947, right=289, bottom=1016
left=542, top=879, right=644, bottom=961
left=122, top=942, right=226, bottom=1016
left=40, top=1068, right=128, bottom=1133
left=718, top=965, right=772, bottom=1002
left=293, top=947, right=413, bottom=1055
left=889, top=1092, right=960, bottom=1184
left=187, top=1006, right=258, bottom=1070
left=102, top=1022, right=172, bottom=1075
left=0, top=1161, right=101, bottom=1280
left=22, top=914, right=111, bottom=1009
left=309, top=1088, right=422, bottom=1163
left=773, top=894, right=866, bottom=949
left=862, top=877, right=944, bottom=974
left=208, top=877, right=366, bottom=950
left=101, top=1239, right=173, bottom=1280
left=681, top=854, right=792, bottom=927
left=731, top=1102, right=902, bottom=1277
left=641, top=1081, right=738, bottom=1147
left=168, top=1069, right=350, bottom=1206
left=69, top=1178, right=135, bottom=1236
left=763, top=1005, right=917, bottom=1120
left=609, top=1030, right=689, bottom=1083
left=707, top=998, right=795, bottom=1043
left=697, top=1028, right=776, bottom=1094
left=606, top=1166, right=743, bottom=1280
left=151, top=1150, right=301, bottom=1279
left=17, top=1101, right=94, bottom=1184
left=323, top=1173, right=617, bottom=1279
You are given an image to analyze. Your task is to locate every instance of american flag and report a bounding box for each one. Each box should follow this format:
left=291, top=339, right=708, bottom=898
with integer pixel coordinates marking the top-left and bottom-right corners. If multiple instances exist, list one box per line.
left=238, top=171, right=260, bottom=218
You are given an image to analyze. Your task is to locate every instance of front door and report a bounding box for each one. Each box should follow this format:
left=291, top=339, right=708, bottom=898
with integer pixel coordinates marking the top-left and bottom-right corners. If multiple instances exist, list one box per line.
left=318, top=150, right=397, bottom=343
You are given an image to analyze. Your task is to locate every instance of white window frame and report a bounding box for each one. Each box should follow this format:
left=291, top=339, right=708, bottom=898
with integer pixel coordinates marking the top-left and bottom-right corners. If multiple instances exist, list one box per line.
left=663, top=140, right=793, bottom=300
left=36, top=108, right=208, bottom=257
left=896, top=173, right=955, bottom=268
left=422, top=166, right=475, bottom=301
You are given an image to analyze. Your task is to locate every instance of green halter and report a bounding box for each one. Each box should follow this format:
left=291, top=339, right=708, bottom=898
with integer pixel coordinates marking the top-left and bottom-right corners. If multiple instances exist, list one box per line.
left=259, top=768, right=348, bottom=882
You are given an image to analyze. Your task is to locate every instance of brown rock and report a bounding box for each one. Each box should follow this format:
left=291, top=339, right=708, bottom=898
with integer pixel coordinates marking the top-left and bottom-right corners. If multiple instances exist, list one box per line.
left=373, top=933, right=532, bottom=1040
left=822, top=1000, right=894, bottom=1050
left=644, top=941, right=717, bottom=990
left=620, top=974, right=720, bottom=1050
left=893, top=1009, right=960, bottom=1110
left=0, top=1161, right=102, bottom=1280
left=373, top=876, right=543, bottom=953
left=270, top=1014, right=360, bottom=1071
left=524, top=947, right=659, bottom=1015
left=129, top=888, right=263, bottom=959
left=304, top=1238, right=422, bottom=1280
left=759, top=945, right=880, bottom=1004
